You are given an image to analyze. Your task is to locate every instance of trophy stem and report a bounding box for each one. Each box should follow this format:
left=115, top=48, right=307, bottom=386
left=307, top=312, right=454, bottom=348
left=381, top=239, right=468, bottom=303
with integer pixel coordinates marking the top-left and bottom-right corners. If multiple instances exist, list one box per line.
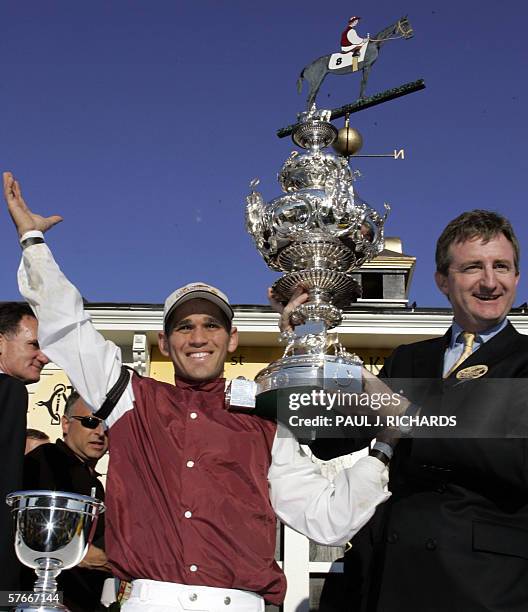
left=307, top=287, right=331, bottom=304
left=34, top=558, right=63, bottom=593
left=14, top=560, right=68, bottom=611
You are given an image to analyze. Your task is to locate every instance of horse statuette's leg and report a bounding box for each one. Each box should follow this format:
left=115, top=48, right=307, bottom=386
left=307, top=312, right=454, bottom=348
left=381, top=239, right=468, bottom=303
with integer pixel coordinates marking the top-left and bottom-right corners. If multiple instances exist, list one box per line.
left=307, top=88, right=316, bottom=111
left=359, top=65, right=371, bottom=99
left=303, top=57, right=330, bottom=110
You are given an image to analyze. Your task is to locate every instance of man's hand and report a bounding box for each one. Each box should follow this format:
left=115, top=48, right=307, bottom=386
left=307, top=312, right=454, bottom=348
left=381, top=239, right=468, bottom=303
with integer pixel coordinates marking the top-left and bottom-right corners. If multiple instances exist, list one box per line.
left=78, top=544, right=112, bottom=572
left=268, top=286, right=309, bottom=333
left=3, top=172, right=62, bottom=238
left=362, top=367, right=410, bottom=418
left=329, top=367, right=409, bottom=420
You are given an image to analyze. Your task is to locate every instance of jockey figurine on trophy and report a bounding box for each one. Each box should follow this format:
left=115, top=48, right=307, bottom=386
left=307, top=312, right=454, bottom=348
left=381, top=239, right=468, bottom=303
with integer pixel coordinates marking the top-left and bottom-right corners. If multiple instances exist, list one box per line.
left=297, top=14, right=415, bottom=107
left=341, top=16, right=368, bottom=55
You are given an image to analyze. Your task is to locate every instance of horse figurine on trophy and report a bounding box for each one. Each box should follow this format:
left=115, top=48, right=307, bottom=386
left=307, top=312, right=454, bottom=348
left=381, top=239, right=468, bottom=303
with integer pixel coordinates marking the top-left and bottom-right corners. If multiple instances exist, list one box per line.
left=297, top=15, right=414, bottom=109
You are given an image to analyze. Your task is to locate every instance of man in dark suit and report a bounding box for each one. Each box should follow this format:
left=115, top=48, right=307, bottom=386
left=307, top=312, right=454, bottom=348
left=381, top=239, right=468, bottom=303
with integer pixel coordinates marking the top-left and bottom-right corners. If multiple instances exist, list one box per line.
left=24, top=391, right=111, bottom=611
left=0, top=302, right=49, bottom=601
left=309, top=210, right=528, bottom=612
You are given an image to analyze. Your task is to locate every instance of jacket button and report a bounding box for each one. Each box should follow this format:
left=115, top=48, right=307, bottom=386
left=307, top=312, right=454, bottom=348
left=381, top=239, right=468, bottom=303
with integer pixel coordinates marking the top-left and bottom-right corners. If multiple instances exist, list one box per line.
left=386, top=531, right=399, bottom=543
left=189, top=593, right=198, bottom=601
left=224, top=597, right=231, bottom=605
left=425, top=538, right=437, bottom=551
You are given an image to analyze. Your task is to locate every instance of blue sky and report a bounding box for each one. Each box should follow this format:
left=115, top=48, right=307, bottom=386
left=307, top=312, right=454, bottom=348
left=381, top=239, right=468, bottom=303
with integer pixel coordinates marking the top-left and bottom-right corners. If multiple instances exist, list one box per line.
left=1, top=1, right=527, bottom=308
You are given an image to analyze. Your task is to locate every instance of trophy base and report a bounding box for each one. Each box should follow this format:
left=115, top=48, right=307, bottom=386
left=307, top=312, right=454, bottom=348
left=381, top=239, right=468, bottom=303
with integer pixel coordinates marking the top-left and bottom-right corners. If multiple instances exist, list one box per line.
left=256, top=352, right=362, bottom=392
left=226, top=352, right=362, bottom=414
left=253, top=353, right=362, bottom=440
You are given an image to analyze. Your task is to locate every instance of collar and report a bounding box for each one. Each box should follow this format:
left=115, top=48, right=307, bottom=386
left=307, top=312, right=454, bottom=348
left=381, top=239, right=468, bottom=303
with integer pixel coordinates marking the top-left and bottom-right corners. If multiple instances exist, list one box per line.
left=449, top=318, right=508, bottom=349
left=174, top=376, right=225, bottom=393
left=55, top=439, right=101, bottom=476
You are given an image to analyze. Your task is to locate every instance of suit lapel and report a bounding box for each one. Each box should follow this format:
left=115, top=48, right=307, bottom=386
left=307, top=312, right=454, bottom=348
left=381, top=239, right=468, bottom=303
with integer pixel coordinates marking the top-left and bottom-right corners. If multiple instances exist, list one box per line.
left=446, top=321, right=519, bottom=379
left=413, top=330, right=451, bottom=379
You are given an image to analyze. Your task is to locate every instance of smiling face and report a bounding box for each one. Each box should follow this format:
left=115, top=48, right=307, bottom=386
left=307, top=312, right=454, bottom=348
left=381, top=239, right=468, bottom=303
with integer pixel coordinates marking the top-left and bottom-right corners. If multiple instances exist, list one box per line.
left=0, top=315, right=49, bottom=383
left=62, top=398, right=108, bottom=464
left=158, top=298, right=238, bottom=382
left=435, top=233, right=519, bottom=333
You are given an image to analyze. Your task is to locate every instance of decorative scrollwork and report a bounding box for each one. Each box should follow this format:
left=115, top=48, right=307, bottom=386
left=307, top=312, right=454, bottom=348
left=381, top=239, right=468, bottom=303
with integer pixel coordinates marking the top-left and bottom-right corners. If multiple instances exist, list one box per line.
left=245, top=111, right=388, bottom=329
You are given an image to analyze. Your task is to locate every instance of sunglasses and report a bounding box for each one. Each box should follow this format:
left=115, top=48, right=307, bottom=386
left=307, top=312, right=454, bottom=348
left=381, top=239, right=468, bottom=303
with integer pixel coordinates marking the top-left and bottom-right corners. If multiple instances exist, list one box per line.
left=69, top=415, right=104, bottom=430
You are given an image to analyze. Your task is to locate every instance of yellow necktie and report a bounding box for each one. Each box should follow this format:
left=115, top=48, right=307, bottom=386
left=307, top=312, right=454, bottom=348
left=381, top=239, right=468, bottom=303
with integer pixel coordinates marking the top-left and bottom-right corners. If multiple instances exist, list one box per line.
left=444, top=332, right=476, bottom=378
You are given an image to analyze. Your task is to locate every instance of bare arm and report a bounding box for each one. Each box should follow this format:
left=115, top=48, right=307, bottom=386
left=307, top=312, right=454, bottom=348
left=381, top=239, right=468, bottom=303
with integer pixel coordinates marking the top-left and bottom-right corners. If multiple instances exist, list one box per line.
left=78, top=544, right=113, bottom=572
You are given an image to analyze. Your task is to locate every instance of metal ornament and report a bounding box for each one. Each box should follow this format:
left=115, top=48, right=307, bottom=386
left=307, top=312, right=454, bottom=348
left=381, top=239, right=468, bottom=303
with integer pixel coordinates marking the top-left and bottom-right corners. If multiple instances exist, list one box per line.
left=228, top=108, right=389, bottom=412
left=332, top=124, right=363, bottom=157
left=225, top=16, right=424, bottom=417
left=6, top=490, right=105, bottom=612
left=247, top=108, right=388, bottom=331
left=298, top=16, right=414, bottom=108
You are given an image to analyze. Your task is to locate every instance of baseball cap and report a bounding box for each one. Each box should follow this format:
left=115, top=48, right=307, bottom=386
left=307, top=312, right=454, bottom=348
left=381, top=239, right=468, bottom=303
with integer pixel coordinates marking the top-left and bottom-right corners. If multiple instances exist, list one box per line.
left=163, top=282, right=234, bottom=333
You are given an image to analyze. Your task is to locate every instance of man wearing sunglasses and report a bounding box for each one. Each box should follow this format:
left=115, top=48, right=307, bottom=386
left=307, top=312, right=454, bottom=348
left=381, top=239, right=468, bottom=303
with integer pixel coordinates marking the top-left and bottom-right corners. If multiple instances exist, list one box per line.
left=23, top=391, right=111, bottom=612
left=4, top=171, right=390, bottom=612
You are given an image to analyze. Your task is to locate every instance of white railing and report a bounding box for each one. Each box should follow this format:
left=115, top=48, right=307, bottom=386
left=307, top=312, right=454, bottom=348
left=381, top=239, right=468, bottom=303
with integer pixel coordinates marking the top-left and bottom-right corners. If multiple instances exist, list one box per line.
left=282, top=526, right=344, bottom=612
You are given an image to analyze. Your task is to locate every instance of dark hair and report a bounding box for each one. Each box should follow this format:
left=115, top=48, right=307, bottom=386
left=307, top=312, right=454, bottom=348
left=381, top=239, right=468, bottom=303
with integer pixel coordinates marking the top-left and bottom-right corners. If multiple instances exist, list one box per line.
left=26, top=428, right=50, bottom=441
left=435, top=210, right=520, bottom=275
left=64, top=390, right=81, bottom=418
left=0, top=302, right=35, bottom=336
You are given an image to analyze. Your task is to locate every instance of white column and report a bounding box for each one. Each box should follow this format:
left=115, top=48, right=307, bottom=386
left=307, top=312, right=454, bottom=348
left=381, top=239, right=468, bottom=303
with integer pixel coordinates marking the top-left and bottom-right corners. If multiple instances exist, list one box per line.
left=283, top=525, right=310, bottom=612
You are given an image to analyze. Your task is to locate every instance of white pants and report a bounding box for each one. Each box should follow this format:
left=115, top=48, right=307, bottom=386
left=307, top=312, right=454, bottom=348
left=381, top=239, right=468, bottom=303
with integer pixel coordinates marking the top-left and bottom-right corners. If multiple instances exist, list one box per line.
left=121, top=580, right=265, bottom=612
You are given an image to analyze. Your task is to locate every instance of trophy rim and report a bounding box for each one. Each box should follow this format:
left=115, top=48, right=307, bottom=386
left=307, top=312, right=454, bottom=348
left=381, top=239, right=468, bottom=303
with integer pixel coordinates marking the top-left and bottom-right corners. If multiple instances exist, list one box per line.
left=6, top=490, right=105, bottom=511
left=256, top=352, right=361, bottom=382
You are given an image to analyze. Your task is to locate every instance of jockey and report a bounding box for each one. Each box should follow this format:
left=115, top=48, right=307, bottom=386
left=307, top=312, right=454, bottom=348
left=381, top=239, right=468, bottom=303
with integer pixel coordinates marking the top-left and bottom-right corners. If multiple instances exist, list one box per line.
left=341, top=16, right=367, bottom=55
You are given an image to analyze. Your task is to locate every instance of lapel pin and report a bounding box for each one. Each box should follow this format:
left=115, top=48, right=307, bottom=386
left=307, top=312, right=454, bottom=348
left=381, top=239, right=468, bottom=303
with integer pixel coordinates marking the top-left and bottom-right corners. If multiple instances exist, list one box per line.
left=456, top=365, right=488, bottom=380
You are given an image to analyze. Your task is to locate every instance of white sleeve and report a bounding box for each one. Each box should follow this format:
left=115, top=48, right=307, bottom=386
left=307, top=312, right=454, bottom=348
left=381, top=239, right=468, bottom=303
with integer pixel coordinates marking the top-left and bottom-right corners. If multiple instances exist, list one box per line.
left=268, top=423, right=390, bottom=546
left=346, top=29, right=364, bottom=46
left=17, top=232, right=133, bottom=422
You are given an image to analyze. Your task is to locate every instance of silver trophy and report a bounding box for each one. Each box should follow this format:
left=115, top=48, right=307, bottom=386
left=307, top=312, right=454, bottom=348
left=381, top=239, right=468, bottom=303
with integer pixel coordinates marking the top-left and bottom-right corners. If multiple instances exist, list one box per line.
left=6, top=490, right=105, bottom=612
left=227, top=108, right=388, bottom=413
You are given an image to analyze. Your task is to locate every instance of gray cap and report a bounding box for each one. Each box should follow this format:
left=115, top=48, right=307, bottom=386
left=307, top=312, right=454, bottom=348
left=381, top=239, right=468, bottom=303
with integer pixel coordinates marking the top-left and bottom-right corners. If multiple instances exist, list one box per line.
left=163, top=282, right=233, bottom=331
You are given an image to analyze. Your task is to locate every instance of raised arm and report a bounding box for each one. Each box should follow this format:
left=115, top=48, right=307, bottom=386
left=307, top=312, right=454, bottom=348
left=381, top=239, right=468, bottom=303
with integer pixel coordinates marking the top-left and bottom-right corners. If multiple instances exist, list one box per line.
left=3, top=172, right=128, bottom=416
left=268, top=424, right=390, bottom=546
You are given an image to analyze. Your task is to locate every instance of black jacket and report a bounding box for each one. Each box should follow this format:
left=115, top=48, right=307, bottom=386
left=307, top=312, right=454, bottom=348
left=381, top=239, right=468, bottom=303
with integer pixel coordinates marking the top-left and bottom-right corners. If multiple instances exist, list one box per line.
left=0, top=374, right=27, bottom=601
left=312, top=322, right=528, bottom=612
